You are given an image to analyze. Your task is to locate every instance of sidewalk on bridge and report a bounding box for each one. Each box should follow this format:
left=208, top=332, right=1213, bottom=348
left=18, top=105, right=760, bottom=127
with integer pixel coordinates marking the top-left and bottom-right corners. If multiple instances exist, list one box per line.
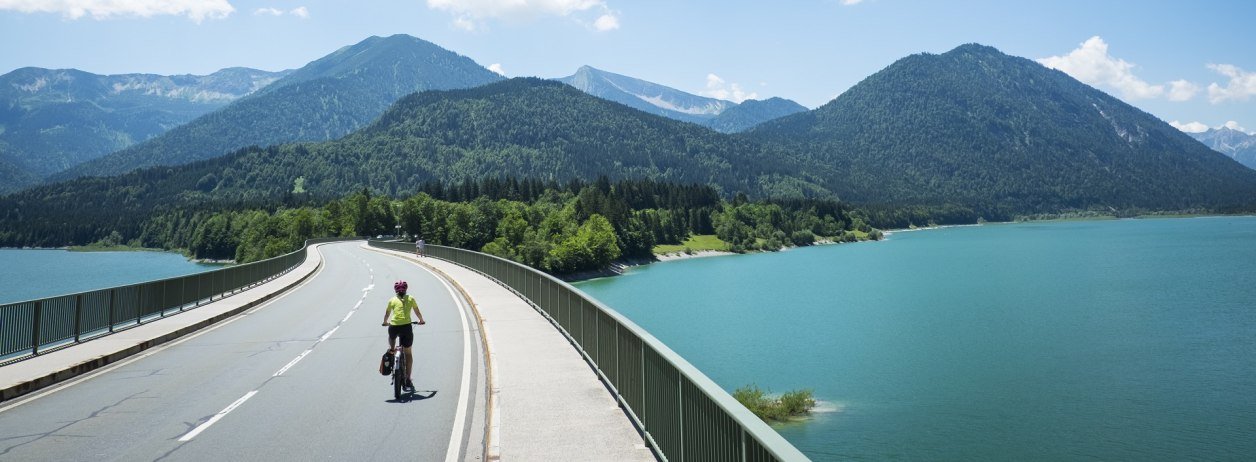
left=0, top=244, right=329, bottom=403
left=373, top=247, right=655, bottom=462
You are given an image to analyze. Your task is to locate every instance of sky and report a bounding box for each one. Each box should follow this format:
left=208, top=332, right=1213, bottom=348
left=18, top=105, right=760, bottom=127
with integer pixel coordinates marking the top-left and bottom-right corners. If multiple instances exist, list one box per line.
left=1, top=0, right=1254, bottom=135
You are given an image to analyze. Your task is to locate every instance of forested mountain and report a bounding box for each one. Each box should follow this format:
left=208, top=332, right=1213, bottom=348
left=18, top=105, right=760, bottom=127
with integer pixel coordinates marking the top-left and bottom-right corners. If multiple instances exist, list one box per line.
left=0, top=78, right=837, bottom=247
left=748, top=44, right=1256, bottom=213
left=53, top=34, right=503, bottom=181
left=1190, top=127, right=1256, bottom=170
left=0, top=66, right=285, bottom=193
left=706, top=97, right=807, bottom=133
left=556, top=66, right=805, bottom=132
left=7, top=44, right=1256, bottom=251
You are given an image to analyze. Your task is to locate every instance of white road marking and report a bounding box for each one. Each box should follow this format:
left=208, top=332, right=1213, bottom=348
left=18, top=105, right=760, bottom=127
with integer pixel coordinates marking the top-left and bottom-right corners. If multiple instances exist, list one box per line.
left=0, top=245, right=330, bottom=414
left=178, top=390, right=258, bottom=442
left=426, top=265, right=474, bottom=462
left=342, top=311, right=355, bottom=323
left=273, top=350, right=313, bottom=377
left=363, top=284, right=374, bottom=292
left=319, top=326, right=339, bottom=342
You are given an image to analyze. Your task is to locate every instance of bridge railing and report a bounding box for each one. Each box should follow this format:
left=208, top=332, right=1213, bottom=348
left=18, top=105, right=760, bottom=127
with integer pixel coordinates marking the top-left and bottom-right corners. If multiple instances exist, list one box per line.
left=370, top=240, right=808, bottom=462
left=0, top=237, right=356, bottom=364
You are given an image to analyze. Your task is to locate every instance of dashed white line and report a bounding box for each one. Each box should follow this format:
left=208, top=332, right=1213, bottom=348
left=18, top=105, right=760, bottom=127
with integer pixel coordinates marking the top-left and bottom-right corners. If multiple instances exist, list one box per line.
left=273, top=349, right=313, bottom=377
left=342, top=311, right=355, bottom=323
left=178, top=390, right=258, bottom=442
left=319, top=326, right=340, bottom=342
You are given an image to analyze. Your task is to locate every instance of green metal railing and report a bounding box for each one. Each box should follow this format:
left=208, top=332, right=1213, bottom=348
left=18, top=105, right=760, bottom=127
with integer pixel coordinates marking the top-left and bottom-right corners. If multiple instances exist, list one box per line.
left=0, top=237, right=357, bottom=364
left=370, top=241, right=809, bottom=462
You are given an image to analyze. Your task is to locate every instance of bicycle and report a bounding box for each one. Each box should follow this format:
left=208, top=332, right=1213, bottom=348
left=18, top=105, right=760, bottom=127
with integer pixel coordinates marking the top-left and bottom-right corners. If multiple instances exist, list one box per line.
left=384, top=321, right=420, bottom=400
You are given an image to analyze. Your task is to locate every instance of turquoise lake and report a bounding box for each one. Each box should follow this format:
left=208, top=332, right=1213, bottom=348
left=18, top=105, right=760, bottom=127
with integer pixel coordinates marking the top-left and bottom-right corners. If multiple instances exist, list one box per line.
left=574, top=217, right=1256, bottom=461
left=0, top=249, right=219, bottom=305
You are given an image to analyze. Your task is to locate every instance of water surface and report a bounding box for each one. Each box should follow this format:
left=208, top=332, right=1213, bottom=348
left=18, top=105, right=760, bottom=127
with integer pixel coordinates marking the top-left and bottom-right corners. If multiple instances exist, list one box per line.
left=0, top=249, right=219, bottom=304
left=575, top=217, right=1256, bottom=461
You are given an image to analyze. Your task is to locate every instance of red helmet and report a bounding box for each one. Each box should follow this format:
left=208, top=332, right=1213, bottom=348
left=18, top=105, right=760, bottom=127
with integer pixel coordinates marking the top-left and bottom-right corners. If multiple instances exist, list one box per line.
left=394, top=280, right=408, bottom=293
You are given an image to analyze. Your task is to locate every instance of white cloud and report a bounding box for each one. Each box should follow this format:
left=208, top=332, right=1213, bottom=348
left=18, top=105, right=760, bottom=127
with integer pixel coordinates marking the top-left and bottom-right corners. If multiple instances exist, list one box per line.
left=452, top=16, right=477, bottom=31
left=593, top=13, right=619, bottom=31
left=1169, top=120, right=1209, bottom=133
left=1221, top=121, right=1252, bottom=134
left=841, top=0, right=864, bottom=5
left=427, top=0, right=617, bottom=31
left=1206, top=64, right=1256, bottom=104
left=0, top=0, right=235, bottom=22
left=1038, top=36, right=1200, bottom=102
left=255, top=6, right=307, bottom=18
left=699, top=73, right=758, bottom=103
left=488, top=63, right=506, bottom=76
left=1167, top=80, right=1198, bottom=102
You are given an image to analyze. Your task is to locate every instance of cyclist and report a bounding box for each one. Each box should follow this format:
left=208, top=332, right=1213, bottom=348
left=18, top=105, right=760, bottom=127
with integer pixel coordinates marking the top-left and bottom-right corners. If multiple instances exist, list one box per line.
left=382, top=280, right=426, bottom=391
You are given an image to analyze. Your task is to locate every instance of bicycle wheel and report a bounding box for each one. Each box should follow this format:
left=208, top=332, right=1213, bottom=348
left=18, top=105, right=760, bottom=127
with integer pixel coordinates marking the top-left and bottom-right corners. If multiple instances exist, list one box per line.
left=393, top=354, right=404, bottom=400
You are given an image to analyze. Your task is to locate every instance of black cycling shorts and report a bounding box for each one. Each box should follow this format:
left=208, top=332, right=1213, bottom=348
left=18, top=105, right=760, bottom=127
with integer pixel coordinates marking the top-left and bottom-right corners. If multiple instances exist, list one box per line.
left=388, top=324, right=414, bottom=348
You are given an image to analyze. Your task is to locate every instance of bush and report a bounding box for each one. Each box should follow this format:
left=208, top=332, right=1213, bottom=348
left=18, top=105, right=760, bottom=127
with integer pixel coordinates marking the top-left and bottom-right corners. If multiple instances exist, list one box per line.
left=733, top=384, right=817, bottom=422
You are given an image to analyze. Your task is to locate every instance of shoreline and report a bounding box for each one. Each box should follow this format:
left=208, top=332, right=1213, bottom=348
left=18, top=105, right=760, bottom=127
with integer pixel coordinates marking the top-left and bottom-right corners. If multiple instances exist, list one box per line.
left=567, top=213, right=1245, bottom=283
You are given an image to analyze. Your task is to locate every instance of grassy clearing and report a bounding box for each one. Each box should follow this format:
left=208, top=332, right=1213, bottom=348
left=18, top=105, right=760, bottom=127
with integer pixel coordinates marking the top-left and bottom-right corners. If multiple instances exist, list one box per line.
left=733, top=384, right=817, bottom=422
left=652, top=234, right=730, bottom=254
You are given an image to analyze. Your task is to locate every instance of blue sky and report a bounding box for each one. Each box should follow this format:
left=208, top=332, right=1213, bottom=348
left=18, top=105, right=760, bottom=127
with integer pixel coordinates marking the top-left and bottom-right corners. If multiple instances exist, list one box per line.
left=2, top=0, right=1253, bottom=134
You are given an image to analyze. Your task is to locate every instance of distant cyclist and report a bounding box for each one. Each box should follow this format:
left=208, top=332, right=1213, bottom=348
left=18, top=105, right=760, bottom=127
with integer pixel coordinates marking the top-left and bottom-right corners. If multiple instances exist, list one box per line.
left=382, top=280, right=426, bottom=391
left=416, top=238, right=426, bottom=257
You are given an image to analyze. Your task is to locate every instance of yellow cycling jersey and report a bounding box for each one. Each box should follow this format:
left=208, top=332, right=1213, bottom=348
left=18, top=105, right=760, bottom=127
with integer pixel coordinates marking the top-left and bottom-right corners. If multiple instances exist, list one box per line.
left=386, top=295, right=419, bottom=325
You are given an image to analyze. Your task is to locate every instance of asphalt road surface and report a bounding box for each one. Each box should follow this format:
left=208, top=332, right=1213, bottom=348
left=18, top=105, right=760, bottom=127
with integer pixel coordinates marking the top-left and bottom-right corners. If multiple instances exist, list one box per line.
left=0, top=242, right=485, bottom=461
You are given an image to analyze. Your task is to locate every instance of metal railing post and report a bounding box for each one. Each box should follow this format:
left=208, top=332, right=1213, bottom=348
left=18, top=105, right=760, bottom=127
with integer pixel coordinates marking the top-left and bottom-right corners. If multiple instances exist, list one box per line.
left=74, top=294, right=83, bottom=343
left=32, top=300, right=42, bottom=355
left=108, top=288, right=116, bottom=333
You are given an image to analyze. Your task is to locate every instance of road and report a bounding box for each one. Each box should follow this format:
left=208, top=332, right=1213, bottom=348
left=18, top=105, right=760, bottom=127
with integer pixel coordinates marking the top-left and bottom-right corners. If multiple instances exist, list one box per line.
left=0, top=242, right=486, bottom=461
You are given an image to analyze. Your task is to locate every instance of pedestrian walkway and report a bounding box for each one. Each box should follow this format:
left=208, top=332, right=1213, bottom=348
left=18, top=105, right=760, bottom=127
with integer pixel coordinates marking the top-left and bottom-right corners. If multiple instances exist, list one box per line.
left=0, top=244, right=327, bottom=402
left=370, top=247, right=655, bottom=462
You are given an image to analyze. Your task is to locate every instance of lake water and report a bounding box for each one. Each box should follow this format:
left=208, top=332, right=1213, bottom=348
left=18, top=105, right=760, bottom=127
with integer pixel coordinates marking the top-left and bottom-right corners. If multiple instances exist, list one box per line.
left=574, top=217, right=1256, bottom=461
left=0, top=249, right=219, bottom=304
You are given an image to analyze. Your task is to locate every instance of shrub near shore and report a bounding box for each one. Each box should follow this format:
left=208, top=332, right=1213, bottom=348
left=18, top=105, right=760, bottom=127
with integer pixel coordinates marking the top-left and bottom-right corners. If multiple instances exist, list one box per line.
left=734, top=384, right=817, bottom=422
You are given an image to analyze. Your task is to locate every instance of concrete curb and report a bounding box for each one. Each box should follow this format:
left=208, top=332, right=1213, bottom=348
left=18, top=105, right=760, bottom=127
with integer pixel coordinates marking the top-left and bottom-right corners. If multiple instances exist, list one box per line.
left=0, top=245, right=327, bottom=403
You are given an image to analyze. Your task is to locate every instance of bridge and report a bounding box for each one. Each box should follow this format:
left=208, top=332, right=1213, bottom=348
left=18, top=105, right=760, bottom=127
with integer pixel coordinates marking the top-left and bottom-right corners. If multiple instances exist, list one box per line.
left=0, top=240, right=806, bottom=461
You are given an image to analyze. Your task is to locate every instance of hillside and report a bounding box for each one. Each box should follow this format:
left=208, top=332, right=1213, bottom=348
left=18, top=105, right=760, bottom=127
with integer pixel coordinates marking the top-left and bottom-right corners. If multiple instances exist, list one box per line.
left=749, top=44, right=1256, bottom=213
left=1190, top=127, right=1256, bottom=170
left=0, top=66, right=284, bottom=193
left=0, top=78, right=834, bottom=247
left=53, top=34, right=503, bottom=181
left=706, top=97, right=807, bottom=133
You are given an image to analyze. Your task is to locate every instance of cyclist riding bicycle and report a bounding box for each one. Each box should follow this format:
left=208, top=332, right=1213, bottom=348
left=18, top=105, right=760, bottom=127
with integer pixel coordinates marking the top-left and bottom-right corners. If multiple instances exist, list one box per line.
left=382, top=280, right=426, bottom=391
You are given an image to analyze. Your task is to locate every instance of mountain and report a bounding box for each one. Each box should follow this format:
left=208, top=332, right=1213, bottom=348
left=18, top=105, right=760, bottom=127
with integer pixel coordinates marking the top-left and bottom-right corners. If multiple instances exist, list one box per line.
left=557, top=66, right=732, bottom=125
left=705, top=97, right=807, bottom=133
left=1190, top=127, right=1256, bottom=170
left=0, top=78, right=836, bottom=247
left=0, top=66, right=284, bottom=193
left=749, top=44, right=1256, bottom=213
left=557, top=66, right=807, bottom=133
left=53, top=34, right=503, bottom=181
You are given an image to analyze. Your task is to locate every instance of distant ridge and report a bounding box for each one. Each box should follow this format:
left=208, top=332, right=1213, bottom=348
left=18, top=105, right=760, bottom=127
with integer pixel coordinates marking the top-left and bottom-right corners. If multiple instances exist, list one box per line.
left=53, top=34, right=503, bottom=181
left=0, top=66, right=286, bottom=193
left=557, top=66, right=804, bottom=132
left=1190, top=127, right=1256, bottom=170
